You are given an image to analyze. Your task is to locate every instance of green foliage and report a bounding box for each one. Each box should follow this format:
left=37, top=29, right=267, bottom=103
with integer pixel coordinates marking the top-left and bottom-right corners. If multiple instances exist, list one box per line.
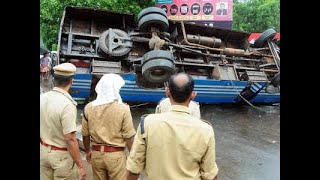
left=40, top=0, right=154, bottom=49
left=51, top=44, right=57, bottom=51
left=41, top=0, right=280, bottom=49
left=233, top=0, right=280, bottom=32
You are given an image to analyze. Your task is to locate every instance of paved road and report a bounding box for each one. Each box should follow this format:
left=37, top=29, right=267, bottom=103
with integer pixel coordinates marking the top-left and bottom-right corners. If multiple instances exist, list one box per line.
left=75, top=104, right=280, bottom=180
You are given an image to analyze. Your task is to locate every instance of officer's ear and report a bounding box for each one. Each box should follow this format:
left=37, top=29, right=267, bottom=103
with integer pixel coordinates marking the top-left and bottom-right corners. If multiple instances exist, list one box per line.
left=165, top=87, right=171, bottom=98
left=190, top=91, right=197, bottom=100
left=70, top=78, right=74, bottom=85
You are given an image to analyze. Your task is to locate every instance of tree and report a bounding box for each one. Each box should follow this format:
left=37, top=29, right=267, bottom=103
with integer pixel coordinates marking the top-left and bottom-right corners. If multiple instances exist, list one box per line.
left=41, top=0, right=280, bottom=49
left=40, top=0, right=155, bottom=50
left=233, top=0, right=280, bottom=33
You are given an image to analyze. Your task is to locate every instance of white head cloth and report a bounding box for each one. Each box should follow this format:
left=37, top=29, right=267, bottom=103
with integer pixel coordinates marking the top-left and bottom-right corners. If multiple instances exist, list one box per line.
left=92, top=73, right=125, bottom=106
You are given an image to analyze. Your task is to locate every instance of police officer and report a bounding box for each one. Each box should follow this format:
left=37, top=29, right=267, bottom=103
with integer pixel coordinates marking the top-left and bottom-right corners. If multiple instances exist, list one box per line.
left=126, top=73, right=218, bottom=180
left=40, top=63, right=86, bottom=180
left=81, top=73, right=136, bottom=180
left=155, top=97, right=201, bottom=119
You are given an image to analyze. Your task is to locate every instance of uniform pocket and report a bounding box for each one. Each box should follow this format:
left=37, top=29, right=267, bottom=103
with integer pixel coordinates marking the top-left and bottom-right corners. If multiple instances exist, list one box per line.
left=107, top=151, right=123, bottom=161
left=105, top=152, right=126, bottom=173
left=51, top=152, right=74, bottom=178
left=91, top=151, right=104, bottom=168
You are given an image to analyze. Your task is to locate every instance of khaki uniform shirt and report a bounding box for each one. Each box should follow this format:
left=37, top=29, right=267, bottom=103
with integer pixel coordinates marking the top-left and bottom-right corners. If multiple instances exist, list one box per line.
left=40, top=87, right=77, bottom=148
left=127, top=105, right=218, bottom=180
left=155, top=98, right=201, bottom=119
left=81, top=101, right=136, bottom=147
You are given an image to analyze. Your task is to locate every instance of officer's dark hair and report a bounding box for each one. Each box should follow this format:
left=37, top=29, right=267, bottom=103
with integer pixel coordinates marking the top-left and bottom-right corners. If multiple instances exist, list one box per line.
left=168, top=73, right=194, bottom=103
left=53, top=74, right=74, bottom=87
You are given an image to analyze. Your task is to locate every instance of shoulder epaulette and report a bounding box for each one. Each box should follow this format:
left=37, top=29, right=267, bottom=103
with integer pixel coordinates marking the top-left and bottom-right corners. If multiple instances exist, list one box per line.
left=140, top=114, right=150, bottom=135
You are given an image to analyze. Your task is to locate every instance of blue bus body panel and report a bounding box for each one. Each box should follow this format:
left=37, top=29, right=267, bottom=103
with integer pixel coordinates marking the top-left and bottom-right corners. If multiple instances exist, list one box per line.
left=68, top=73, right=280, bottom=104
left=120, top=73, right=280, bottom=104
left=69, top=73, right=92, bottom=98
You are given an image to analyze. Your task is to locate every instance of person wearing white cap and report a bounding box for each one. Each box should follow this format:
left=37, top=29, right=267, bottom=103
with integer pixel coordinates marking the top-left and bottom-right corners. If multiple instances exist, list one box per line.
left=40, top=63, right=86, bottom=180
left=81, top=73, right=136, bottom=180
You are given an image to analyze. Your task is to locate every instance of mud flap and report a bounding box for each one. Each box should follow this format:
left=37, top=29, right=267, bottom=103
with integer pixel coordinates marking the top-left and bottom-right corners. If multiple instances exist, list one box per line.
left=234, top=82, right=268, bottom=104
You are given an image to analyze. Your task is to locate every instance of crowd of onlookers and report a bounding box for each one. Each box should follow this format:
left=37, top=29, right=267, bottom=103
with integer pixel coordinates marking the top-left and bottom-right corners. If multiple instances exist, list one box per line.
left=40, top=52, right=57, bottom=80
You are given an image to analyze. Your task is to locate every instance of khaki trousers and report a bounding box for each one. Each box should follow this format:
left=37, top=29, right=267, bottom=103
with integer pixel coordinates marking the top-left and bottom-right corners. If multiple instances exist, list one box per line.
left=40, top=145, right=75, bottom=180
left=91, top=150, right=126, bottom=180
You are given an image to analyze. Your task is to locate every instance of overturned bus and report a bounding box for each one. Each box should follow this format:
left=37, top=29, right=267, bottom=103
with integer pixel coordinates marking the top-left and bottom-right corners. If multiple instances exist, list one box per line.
left=57, top=6, right=280, bottom=104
